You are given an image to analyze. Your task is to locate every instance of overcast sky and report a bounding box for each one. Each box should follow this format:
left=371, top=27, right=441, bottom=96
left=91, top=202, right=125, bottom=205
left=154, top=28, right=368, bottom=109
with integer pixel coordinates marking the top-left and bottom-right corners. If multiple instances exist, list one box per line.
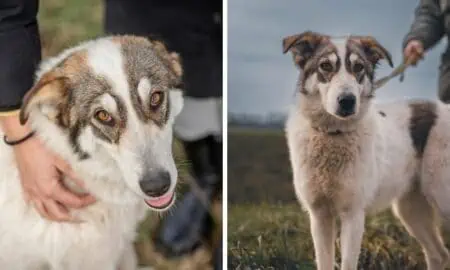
left=228, top=0, right=447, bottom=115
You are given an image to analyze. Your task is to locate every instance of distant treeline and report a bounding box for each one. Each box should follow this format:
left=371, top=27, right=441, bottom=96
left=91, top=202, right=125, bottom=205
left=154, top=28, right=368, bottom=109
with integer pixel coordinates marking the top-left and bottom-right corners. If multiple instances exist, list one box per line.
left=228, top=112, right=286, bottom=129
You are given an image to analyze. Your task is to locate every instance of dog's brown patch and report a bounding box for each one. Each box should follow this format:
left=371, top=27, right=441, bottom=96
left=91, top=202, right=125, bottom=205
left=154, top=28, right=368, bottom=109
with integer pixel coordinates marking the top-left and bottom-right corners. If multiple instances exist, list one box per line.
left=59, top=50, right=89, bottom=76
left=299, top=42, right=338, bottom=93
left=282, top=31, right=330, bottom=69
left=409, top=101, right=437, bottom=157
left=116, top=36, right=178, bottom=126
left=20, top=71, right=70, bottom=125
left=113, top=36, right=183, bottom=83
left=348, top=36, right=393, bottom=68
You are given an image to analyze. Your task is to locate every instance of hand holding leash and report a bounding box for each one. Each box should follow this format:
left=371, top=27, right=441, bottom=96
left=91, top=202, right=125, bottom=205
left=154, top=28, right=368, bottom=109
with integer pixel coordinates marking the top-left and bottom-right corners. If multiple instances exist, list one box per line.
left=404, top=40, right=425, bottom=66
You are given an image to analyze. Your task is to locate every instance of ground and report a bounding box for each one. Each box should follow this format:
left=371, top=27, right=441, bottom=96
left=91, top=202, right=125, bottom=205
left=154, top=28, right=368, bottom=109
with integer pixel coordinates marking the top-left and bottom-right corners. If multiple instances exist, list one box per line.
left=39, top=1, right=219, bottom=269
left=228, top=128, right=450, bottom=270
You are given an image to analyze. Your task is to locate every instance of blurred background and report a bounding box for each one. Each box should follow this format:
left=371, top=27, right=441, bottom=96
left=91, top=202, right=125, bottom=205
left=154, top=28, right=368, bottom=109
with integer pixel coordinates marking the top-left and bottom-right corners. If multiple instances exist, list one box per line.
left=228, top=0, right=450, bottom=269
left=38, top=0, right=222, bottom=269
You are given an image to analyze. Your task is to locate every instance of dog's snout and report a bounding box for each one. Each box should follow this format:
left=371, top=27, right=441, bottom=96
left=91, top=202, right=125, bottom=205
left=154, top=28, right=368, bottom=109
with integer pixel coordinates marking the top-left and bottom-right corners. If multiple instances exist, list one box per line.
left=337, top=93, right=356, bottom=117
left=139, top=170, right=171, bottom=197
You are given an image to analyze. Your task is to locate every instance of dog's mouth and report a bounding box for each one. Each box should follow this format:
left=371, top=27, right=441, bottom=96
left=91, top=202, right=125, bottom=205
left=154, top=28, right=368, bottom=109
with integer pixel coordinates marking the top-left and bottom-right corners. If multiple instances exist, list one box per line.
left=144, top=192, right=176, bottom=211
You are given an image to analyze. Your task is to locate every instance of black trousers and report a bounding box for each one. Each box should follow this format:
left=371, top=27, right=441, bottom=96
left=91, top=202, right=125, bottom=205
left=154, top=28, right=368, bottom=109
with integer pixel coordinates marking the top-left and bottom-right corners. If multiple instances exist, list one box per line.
left=104, top=0, right=222, bottom=99
left=0, top=0, right=41, bottom=112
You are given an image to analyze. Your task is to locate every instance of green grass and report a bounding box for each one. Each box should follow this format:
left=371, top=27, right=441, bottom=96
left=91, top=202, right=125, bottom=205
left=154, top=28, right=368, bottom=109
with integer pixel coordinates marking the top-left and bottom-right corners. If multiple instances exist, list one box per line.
left=228, top=129, right=450, bottom=269
left=228, top=204, right=444, bottom=270
left=38, top=0, right=103, bottom=57
left=228, top=128, right=295, bottom=204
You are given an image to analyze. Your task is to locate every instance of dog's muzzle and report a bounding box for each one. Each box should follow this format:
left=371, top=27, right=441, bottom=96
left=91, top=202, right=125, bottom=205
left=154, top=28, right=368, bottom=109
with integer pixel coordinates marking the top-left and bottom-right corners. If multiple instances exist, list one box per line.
left=140, top=169, right=175, bottom=210
left=336, top=93, right=356, bottom=117
left=139, top=170, right=171, bottom=197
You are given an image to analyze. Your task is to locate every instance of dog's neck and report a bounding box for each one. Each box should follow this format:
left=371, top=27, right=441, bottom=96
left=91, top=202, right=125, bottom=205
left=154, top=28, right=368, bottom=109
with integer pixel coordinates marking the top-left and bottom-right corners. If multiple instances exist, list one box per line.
left=305, top=110, right=362, bottom=134
left=311, top=126, right=344, bottom=136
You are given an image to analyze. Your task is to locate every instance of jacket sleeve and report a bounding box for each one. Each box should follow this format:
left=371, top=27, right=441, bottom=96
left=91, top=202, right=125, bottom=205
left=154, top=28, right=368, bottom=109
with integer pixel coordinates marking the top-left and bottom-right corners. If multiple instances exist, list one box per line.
left=0, top=0, right=41, bottom=115
left=403, top=0, right=445, bottom=51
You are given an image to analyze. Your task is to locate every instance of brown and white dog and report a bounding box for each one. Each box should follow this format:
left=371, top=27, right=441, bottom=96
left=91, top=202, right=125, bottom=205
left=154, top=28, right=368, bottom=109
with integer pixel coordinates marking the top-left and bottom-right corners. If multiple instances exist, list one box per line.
left=0, top=36, right=183, bottom=269
left=284, top=31, right=450, bottom=270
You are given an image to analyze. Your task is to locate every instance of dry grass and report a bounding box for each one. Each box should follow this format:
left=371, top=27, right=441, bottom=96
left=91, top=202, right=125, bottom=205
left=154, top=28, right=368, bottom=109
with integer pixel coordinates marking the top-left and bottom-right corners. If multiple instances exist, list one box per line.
left=228, top=128, right=450, bottom=269
left=38, top=1, right=219, bottom=268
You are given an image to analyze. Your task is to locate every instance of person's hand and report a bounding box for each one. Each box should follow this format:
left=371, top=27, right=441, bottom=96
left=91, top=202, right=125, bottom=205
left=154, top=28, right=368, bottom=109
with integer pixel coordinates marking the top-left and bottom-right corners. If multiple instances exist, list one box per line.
left=404, top=40, right=424, bottom=66
left=1, top=115, right=96, bottom=222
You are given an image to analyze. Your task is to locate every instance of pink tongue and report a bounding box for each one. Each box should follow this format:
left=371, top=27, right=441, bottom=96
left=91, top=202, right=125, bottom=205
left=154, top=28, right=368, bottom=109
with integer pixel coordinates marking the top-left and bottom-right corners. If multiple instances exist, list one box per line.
left=145, top=192, right=173, bottom=208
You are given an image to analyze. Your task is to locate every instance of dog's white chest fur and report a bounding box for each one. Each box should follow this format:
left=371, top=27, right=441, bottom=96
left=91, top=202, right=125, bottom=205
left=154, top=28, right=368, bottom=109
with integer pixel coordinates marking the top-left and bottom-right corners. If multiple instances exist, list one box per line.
left=286, top=102, right=417, bottom=213
left=0, top=136, right=147, bottom=270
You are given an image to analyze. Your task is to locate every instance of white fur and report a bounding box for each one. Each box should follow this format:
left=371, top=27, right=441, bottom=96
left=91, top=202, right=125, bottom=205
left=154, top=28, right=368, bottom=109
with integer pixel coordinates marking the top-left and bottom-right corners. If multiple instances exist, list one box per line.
left=286, top=38, right=450, bottom=270
left=0, top=37, right=183, bottom=270
left=137, top=78, right=152, bottom=104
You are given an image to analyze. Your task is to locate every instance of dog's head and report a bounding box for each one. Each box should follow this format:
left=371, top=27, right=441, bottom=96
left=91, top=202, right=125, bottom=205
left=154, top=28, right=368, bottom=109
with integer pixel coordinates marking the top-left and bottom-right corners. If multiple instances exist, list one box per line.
left=19, top=36, right=184, bottom=211
left=283, top=31, right=392, bottom=126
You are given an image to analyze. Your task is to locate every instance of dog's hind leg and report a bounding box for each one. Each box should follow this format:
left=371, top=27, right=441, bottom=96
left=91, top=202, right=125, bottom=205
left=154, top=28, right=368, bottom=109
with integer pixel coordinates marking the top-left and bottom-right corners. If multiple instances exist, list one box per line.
left=392, top=184, right=449, bottom=270
left=308, top=206, right=336, bottom=270
left=338, top=209, right=365, bottom=270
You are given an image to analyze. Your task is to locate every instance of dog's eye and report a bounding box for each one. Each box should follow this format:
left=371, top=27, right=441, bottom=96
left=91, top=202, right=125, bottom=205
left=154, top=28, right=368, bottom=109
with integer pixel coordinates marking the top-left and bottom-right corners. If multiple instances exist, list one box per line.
left=353, top=63, right=364, bottom=73
left=150, top=91, right=164, bottom=108
left=94, top=110, right=115, bottom=126
left=319, top=61, right=333, bottom=72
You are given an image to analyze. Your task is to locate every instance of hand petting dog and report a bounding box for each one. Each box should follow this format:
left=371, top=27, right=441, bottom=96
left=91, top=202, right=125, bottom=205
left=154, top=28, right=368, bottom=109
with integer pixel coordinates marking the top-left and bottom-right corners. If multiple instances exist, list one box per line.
left=0, top=114, right=96, bottom=222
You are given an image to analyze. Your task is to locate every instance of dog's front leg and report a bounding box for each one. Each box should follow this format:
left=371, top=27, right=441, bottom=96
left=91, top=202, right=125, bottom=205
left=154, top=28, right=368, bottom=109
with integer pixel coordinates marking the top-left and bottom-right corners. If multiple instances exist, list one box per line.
left=117, top=243, right=138, bottom=270
left=339, top=209, right=365, bottom=270
left=309, top=207, right=336, bottom=270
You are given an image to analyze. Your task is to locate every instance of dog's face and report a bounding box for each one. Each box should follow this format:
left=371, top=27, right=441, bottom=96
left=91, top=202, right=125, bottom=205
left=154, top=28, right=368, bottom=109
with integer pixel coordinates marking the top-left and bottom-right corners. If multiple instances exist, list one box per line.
left=19, top=36, right=184, bottom=211
left=283, top=31, right=393, bottom=121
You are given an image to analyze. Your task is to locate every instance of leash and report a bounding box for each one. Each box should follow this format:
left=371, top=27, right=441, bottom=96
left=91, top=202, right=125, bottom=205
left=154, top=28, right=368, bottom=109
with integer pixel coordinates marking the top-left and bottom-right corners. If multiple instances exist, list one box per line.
left=373, top=57, right=414, bottom=90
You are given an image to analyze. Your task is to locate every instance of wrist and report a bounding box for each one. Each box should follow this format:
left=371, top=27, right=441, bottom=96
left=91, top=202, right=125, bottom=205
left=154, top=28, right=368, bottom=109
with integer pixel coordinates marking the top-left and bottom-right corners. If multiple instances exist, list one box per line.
left=3, top=131, right=36, bottom=146
left=0, top=114, right=33, bottom=141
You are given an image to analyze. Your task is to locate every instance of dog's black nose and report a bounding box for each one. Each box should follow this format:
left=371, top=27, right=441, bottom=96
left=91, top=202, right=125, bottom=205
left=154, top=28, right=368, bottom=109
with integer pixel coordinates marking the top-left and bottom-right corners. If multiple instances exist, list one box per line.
left=337, top=93, right=356, bottom=116
left=139, top=170, right=171, bottom=197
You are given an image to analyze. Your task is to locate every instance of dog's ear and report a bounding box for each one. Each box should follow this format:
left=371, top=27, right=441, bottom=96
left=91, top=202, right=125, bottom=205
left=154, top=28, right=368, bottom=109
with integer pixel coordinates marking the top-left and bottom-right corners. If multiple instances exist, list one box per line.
left=19, top=71, right=70, bottom=126
left=151, top=40, right=184, bottom=88
left=282, top=31, right=326, bottom=69
left=167, top=52, right=184, bottom=88
left=356, top=36, right=393, bottom=68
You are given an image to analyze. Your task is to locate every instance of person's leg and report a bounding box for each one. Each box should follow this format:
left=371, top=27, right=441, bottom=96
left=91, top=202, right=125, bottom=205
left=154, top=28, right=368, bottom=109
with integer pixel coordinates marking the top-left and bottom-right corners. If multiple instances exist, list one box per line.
left=438, top=60, right=450, bottom=103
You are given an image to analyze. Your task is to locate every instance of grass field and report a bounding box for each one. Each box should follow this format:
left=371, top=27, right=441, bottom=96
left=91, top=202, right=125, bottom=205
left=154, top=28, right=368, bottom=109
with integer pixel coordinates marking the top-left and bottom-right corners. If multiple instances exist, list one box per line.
left=38, top=1, right=218, bottom=269
left=228, top=128, right=450, bottom=270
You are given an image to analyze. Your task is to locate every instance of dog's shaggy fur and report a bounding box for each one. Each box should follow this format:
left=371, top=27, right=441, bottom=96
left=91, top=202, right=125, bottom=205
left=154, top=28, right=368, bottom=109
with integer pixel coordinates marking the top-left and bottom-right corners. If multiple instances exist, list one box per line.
left=0, top=36, right=184, bottom=270
left=284, top=31, right=450, bottom=270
